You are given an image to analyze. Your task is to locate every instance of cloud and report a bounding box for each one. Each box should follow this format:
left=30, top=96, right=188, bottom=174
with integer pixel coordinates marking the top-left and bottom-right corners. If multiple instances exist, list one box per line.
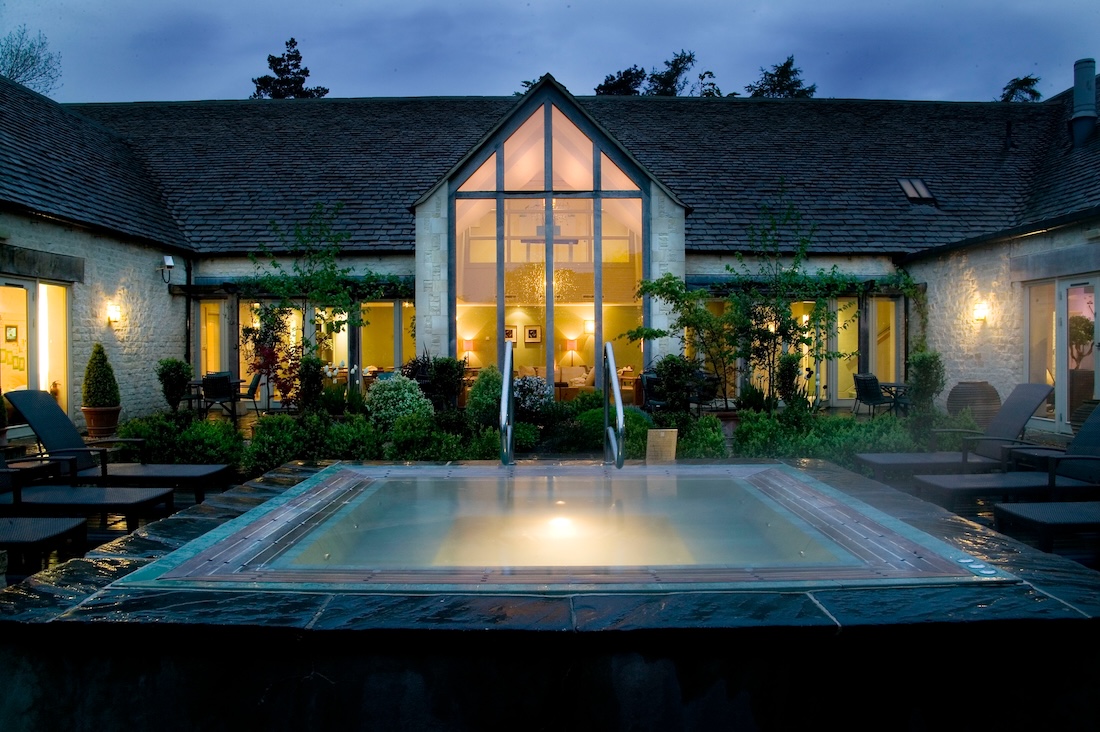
left=6, top=0, right=1097, bottom=103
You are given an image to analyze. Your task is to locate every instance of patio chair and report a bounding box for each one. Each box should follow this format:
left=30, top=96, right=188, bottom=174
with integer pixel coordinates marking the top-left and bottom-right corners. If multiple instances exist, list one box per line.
left=639, top=371, right=666, bottom=413
left=4, top=389, right=232, bottom=504
left=201, top=372, right=238, bottom=425
left=854, top=383, right=1053, bottom=482
left=912, top=406, right=1100, bottom=519
left=238, top=372, right=262, bottom=414
left=852, top=373, right=897, bottom=418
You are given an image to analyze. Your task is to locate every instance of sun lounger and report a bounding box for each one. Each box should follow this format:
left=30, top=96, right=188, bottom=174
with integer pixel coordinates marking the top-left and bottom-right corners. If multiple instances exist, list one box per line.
left=993, top=501, right=1100, bottom=559
left=0, top=463, right=174, bottom=532
left=853, top=383, right=1052, bottom=482
left=0, top=516, right=87, bottom=579
left=912, top=406, right=1100, bottom=519
left=5, top=389, right=231, bottom=503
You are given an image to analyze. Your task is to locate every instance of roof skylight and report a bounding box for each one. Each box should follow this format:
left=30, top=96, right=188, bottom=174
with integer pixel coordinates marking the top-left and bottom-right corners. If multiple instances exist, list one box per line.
left=898, top=177, right=935, bottom=204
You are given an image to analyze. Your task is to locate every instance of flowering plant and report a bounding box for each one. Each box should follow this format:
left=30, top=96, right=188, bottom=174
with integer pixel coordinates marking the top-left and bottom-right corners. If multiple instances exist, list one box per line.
left=364, top=374, right=434, bottom=429
left=512, top=375, right=553, bottom=425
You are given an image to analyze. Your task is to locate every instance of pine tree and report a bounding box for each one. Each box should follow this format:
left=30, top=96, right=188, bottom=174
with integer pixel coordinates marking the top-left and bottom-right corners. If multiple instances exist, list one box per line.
left=745, top=55, right=817, bottom=98
left=251, top=38, right=329, bottom=99
left=1000, top=75, right=1042, bottom=103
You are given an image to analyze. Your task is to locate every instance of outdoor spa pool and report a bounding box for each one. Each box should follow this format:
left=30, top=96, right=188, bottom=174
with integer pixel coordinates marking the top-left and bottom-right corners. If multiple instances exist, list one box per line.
left=15, top=460, right=1099, bottom=731
left=117, top=461, right=1015, bottom=594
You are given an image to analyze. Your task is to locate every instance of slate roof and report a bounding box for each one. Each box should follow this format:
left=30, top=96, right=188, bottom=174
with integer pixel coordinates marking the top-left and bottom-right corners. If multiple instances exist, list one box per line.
left=2, top=72, right=1097, bottom=258
left=0, top=77, right=184, bottom=247
left=67, top=96, right=516, bottom=254
left=583, top=94, right=1064, bottom=254
left=1015, top=84, right=1100, bottom=225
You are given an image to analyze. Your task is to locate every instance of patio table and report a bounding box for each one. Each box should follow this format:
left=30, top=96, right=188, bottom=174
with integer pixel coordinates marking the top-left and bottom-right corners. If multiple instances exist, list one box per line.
left=880, top=382, right=910, bottom=415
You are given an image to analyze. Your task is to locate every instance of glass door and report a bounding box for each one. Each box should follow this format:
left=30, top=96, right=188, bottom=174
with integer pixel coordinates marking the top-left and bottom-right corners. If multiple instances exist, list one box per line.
left=867, top=297, right=901, bottom=383
left=0, top=279, right=69, bottom=428
left=0, top=282, right=30, bottom=404
left=200, top=300, right=226, bottom=376
left=1061, top=280, right=1098, bottom=429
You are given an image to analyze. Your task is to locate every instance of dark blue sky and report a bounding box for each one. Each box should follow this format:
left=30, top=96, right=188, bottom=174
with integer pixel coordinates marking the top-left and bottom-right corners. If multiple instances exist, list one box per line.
left=4, top=0, right=1096, bottom=103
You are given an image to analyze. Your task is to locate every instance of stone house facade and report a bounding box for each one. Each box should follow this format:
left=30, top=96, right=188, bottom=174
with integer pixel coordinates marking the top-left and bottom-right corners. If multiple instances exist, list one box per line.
left=0, top=59, right=1097, bottom=435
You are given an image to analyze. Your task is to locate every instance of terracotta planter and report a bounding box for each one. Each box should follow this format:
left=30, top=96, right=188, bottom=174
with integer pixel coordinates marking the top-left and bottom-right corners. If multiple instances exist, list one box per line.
left=81, top=405, right=121, bottom=437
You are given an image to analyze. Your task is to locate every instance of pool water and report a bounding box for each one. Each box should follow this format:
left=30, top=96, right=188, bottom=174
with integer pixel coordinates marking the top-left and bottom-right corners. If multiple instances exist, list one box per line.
left=119, top=462, right=1016, bottom=593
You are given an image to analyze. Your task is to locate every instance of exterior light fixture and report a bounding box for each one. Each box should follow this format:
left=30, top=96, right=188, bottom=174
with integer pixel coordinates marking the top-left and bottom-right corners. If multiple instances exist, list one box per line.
left=106, top=302, right=122, bottom=326
left=157, top=255, right=175, bottom=283
left=973, top=302, right=989, bottom=322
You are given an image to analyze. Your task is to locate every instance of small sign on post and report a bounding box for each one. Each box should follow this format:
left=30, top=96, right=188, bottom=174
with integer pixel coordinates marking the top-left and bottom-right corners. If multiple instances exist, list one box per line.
left=646, top=429, right=678, bottom=463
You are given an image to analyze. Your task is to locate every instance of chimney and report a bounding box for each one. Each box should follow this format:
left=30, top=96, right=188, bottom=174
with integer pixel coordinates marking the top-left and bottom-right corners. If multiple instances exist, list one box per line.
left=1071, top=58, right=1097, bottom=147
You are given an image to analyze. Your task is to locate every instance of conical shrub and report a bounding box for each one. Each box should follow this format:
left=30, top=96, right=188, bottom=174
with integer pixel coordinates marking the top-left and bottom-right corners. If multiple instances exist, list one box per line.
left=82, top=342, right=120, bottom=407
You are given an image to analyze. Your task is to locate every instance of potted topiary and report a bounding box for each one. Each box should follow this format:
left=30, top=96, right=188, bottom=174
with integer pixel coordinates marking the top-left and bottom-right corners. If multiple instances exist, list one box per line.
left=155, top=357, right=194, bottom=411
left=81, top=342, right=122, bottom=437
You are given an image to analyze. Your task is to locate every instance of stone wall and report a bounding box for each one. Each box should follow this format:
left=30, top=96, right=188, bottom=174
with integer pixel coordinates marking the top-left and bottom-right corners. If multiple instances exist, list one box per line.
left=195, top=253, right=414, bottom=280
left=414, top=186, right=449, bottom=358
left=0, top=213, right=186, bottom=428
left=688, top=252, right=896, bottom=278
left=646, top=184, right=686, bottom=363
left=906, top=221, right=1099, bottom=410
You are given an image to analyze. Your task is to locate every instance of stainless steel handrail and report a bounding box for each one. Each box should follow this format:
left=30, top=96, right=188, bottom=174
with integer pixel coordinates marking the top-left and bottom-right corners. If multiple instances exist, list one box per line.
left=500, top=340, right=515, bottom=465
left=603, top=342, right=625, bottom=469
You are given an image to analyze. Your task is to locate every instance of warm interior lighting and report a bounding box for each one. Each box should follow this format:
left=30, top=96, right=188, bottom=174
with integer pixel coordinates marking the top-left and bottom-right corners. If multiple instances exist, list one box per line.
left=973, top=302, right=989, bottom=321
left=584, top=320, right=595, bottom=334
left=462, top=339, right=475, bottom=352
left=106, top=302, right=121, bottom=326
left=564, top=339, right=578, bottom=366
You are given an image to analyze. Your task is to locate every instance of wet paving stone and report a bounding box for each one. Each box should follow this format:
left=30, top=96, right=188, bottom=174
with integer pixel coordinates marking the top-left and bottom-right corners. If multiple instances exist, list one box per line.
left=63, top=587, right=330, bottom=627
left=315, top=593, right=576, bottom=631
left=574, top=590, right=836, bottom=631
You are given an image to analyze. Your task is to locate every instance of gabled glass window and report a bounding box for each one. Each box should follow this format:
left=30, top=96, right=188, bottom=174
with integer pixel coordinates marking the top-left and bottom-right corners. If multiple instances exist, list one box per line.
left=453, top=99, right=646, bottom=397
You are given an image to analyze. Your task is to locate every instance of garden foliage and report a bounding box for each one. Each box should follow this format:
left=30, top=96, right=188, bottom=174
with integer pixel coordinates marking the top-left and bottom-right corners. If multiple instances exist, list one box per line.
left=155, top=358, right=194, bottom=411
left=364, top=373, right=434, bottom=431
left=465, top=366, right=503, bottom=430
left=83, top=342, right=120, bottom=408
left=512, top=375, right=554, bottom=426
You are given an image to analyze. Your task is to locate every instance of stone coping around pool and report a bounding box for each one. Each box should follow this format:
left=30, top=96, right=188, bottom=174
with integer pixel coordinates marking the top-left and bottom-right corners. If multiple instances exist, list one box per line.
left=114, top=461, right=1020, bottom=593
left=2, top=458, right=1100, bottom=631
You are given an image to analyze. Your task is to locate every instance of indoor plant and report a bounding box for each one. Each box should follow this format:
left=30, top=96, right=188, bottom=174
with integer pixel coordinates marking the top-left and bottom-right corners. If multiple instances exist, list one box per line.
left=81, top=342, right=122, bottom=436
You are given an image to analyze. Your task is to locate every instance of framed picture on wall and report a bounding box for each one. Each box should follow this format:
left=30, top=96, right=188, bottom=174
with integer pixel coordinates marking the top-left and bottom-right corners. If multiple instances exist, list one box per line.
left=504, top=325, right=518, bottom=343
left=524, top=325, right=542, bottom=344
left=4, top=325, right=16, bottom=342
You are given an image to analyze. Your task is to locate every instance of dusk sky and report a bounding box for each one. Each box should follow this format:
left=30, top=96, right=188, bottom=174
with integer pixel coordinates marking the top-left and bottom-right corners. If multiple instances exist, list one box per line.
left=2, top=0, right=1096, bottom=104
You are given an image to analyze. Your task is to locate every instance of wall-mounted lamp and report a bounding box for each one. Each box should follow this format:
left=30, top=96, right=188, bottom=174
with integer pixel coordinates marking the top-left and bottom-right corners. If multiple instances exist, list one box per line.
left=565, top=339, right=578, bottom=366
left=973, top=302, right=989, bottom=322
left=584, top=320, right=595, bottom=334
left=106, top=301, right=122, bottom=326
left=157, top=255, right=175, bottom=283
